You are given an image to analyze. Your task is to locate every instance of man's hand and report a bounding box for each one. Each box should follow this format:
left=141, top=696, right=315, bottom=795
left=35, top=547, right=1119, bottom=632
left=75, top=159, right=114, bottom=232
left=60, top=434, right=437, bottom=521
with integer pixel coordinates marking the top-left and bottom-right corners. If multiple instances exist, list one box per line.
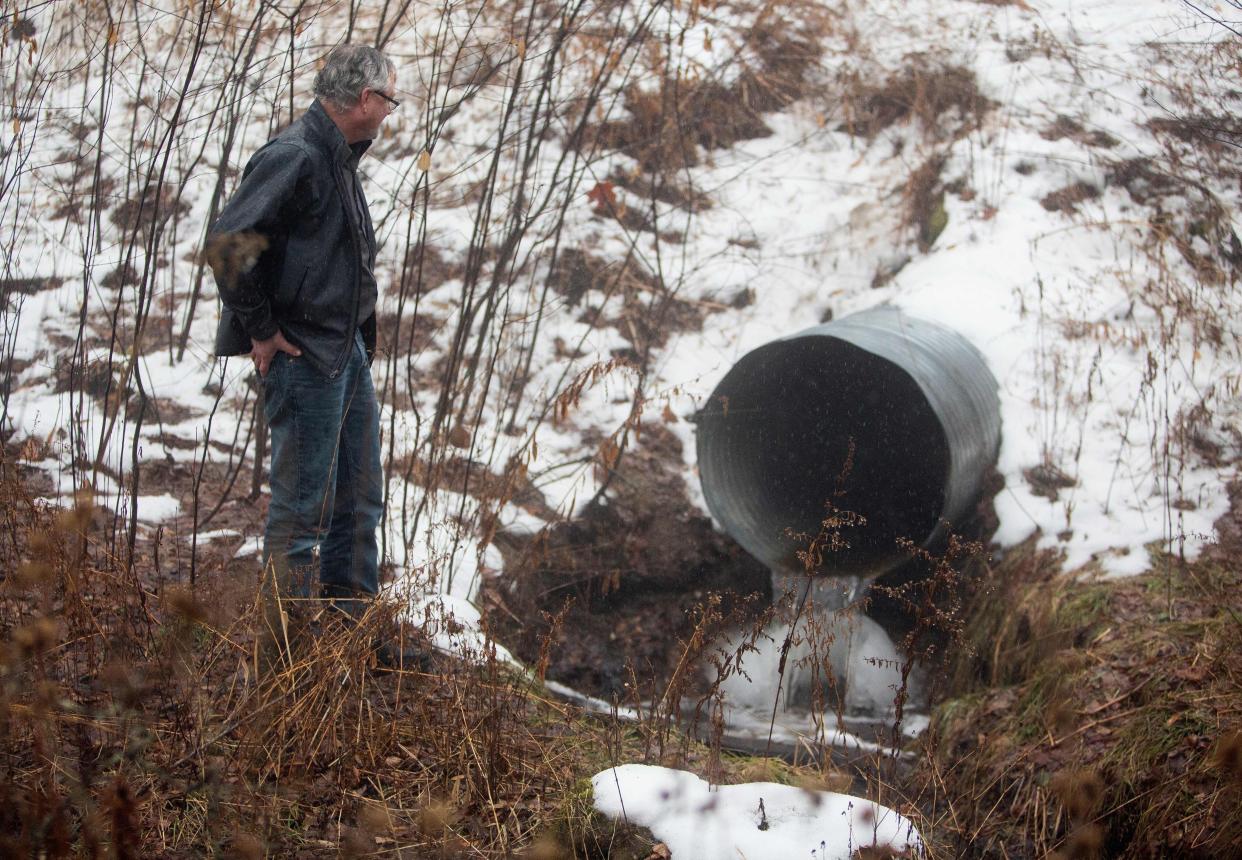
left=251, top=330, right=302, bottom=377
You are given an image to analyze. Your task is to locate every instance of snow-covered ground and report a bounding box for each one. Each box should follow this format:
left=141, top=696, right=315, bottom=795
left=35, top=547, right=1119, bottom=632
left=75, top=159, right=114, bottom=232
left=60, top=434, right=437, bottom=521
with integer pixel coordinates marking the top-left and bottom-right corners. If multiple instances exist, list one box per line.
left=647, top=0, right=1241, bottom=579
left=2, top=0, right=1239, bottom=850
left=593, top=764, right=924, bottom=859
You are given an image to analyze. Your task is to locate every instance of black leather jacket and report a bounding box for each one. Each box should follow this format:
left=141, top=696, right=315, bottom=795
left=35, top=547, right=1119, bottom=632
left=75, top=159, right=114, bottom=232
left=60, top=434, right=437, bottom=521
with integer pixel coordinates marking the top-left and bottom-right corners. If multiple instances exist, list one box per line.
left=208, top=100, right=378, bottom=378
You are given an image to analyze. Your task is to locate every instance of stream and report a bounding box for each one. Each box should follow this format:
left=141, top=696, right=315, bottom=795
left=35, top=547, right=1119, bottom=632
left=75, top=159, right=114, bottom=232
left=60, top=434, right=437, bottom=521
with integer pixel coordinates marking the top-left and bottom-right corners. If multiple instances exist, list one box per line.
left=701, top=571, right=927, bottom=759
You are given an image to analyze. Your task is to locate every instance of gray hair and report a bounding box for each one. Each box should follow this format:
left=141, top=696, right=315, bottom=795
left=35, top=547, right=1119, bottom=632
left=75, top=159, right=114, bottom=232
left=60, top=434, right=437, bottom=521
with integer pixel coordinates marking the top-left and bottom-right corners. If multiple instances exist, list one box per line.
left=313, top=45, right=395, bottom=107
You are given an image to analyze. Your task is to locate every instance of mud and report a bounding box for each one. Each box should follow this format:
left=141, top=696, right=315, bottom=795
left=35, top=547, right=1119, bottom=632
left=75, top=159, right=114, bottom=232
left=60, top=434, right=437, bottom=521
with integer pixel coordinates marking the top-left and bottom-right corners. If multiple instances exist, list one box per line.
left=484, top=421, right=770, bottom=701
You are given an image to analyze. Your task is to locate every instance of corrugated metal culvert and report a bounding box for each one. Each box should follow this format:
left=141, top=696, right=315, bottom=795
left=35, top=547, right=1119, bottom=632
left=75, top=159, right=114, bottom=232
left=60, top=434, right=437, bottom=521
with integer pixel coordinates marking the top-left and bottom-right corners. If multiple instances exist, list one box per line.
left=696, top=306, right=1001, bottom=578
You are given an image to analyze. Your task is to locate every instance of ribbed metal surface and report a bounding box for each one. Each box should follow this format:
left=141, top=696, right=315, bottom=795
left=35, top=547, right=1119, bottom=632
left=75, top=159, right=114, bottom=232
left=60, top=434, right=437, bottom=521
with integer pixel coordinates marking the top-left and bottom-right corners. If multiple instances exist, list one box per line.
left=696, top=306, right=1000, bottom=577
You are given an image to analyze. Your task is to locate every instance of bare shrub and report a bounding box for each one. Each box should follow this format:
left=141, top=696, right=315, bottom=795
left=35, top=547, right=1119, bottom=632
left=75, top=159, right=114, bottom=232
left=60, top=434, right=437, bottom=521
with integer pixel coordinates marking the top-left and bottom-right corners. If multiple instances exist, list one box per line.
left=1148, top=114, right=1242, bottom=152
left=839, top=59, right=993, bottom=140
left=1040, top=181, right=1100, bottom=214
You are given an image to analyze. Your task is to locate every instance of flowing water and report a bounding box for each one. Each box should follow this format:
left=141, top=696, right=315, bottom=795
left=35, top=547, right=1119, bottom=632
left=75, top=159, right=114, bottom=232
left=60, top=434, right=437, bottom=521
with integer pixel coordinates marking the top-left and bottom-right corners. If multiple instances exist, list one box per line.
left=704, top=570, right=927, bottom=755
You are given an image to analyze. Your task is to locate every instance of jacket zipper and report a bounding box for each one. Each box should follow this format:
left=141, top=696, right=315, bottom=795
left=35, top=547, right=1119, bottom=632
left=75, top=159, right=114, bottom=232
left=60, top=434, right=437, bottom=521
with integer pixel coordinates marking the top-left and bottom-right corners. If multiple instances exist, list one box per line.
left=327, top=159, right=364, bottom=380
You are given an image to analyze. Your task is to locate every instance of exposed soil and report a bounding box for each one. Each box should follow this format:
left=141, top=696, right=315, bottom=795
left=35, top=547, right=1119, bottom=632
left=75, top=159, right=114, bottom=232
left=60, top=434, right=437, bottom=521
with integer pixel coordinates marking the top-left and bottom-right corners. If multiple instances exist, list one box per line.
left=483, top=421, right=770, bottom=701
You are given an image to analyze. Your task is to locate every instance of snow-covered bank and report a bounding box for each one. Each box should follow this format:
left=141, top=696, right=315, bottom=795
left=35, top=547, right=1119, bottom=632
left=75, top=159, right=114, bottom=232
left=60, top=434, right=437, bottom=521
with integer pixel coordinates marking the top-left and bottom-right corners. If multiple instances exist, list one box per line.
left=649, top=0, right=1240, bottom=578
left=5, top=0, right=1235, bottom=601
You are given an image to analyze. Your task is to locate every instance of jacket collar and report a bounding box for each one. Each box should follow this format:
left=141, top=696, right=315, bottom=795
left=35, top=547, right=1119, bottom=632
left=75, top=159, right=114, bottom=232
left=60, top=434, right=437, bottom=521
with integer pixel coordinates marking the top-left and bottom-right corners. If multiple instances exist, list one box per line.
left=304, top=99, right=373, bottom=170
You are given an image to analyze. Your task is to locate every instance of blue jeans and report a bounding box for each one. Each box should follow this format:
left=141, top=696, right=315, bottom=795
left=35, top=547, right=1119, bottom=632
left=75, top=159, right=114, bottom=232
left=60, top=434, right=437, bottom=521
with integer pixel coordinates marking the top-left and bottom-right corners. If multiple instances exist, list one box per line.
left=261, top=332, right=383, bottom=604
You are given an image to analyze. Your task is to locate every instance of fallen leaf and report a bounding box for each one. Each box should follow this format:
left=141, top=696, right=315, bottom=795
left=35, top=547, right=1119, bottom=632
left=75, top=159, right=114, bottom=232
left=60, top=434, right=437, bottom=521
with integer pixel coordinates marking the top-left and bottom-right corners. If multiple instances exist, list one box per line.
left=447, top=424, right=471, bottom=449
left=586, top=180, right=617, bottom=213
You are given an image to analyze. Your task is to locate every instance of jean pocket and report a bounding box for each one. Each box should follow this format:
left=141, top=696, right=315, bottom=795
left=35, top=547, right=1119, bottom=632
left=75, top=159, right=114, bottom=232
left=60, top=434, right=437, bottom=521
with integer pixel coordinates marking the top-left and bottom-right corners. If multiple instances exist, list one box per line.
left=262, top=351, right=291, bottom=384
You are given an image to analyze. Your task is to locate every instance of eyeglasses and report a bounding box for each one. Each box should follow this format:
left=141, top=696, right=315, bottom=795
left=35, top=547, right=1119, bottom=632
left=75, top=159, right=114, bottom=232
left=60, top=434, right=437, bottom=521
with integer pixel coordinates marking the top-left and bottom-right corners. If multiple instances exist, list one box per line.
left=373, top=89, right=400, bottom=110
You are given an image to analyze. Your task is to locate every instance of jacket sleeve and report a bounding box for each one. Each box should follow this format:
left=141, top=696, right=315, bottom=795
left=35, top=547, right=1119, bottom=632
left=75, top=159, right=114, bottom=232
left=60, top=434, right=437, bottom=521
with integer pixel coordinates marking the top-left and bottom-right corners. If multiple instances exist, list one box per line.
left=205, top=142, right=309, bottom=342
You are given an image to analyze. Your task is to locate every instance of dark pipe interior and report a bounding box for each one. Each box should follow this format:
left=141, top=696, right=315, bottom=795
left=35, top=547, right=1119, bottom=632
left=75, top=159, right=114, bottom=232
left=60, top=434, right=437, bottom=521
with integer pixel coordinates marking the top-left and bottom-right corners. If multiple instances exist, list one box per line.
left=699, top=336, right=951, bottom=576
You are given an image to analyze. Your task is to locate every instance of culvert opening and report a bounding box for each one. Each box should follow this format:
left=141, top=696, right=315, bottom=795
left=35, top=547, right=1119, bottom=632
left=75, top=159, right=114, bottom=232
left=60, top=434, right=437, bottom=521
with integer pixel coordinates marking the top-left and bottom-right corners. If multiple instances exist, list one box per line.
left=695, top=307, right=1007, bottom=579
left=697, top=336, right=951, bottom=576
left=694, top=310, right=1001, bottom=748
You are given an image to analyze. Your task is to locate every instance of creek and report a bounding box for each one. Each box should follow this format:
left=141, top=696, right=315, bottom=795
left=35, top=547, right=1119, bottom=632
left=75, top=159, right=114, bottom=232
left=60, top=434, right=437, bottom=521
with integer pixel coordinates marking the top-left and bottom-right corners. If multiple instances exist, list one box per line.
left=700, top=570, right=927, bottom=759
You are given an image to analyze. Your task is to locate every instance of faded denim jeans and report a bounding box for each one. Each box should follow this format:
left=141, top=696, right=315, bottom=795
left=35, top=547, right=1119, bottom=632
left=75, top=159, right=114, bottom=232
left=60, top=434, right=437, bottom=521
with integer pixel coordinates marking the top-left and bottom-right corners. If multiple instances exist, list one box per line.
left=261, top=331, right=383, bottom=610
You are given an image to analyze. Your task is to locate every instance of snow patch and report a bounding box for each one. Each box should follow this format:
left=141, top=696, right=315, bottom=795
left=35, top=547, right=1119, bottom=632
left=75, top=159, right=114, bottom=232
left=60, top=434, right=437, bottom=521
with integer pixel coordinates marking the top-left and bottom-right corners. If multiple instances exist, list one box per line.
left=592, top=764, right=923, bottom=860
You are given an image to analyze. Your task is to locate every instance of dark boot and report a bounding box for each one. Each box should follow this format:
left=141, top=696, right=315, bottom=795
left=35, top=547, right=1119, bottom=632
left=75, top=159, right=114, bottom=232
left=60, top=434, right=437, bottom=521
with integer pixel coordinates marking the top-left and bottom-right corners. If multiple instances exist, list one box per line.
left=321, top=587, right=436, bottom=673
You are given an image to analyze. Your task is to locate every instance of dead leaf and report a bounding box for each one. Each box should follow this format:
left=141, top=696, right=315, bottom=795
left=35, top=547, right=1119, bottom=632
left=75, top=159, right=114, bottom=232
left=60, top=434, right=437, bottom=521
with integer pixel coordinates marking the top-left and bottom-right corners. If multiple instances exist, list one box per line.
left=598, top=437, right=621, bottom=470
left=586, top=180, right=618, bottom=214
left=19, top=436, right=40, bottom=462
left=447, top=424, right=471, bottom=449
left=417, top=149, right=432, bottom=171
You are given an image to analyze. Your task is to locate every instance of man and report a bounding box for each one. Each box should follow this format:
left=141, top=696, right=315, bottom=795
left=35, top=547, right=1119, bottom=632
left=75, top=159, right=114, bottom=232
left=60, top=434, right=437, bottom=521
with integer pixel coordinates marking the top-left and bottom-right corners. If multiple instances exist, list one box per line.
left=207, top=46, right=399, bottom=646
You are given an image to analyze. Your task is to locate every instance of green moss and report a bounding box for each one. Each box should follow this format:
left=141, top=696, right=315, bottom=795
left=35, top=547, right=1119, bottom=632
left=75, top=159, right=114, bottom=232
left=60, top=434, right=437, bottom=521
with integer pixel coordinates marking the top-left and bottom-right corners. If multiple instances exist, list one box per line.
left=923, top=193, right=948, bottom=247
left=544, top=775, right=658, bottom=860
left=1058, top=585, right=1109, bottom=632
left=933, top=693, right=985, bottom=735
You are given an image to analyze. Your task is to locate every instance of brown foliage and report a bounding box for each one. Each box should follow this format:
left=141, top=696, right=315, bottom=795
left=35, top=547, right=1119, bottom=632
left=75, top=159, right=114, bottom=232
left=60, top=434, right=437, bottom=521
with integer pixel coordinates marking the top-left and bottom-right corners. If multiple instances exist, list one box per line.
left=840, top=59, right=992, bottom=140
left=202, top=231, right=270, bottom=292
left=0, top=453, right=623, bottom=857
left=905, top=486, right=1242, bottom=857
left=584, top=23, right=820, bottom=174
left=1040, top=181, right=1100, bottom=214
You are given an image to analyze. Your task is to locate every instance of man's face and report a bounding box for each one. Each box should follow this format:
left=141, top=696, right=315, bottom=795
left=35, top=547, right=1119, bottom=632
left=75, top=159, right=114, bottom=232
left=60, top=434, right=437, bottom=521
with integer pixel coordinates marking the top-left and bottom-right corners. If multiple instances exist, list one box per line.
left=361, top=71, right=398, bottom=139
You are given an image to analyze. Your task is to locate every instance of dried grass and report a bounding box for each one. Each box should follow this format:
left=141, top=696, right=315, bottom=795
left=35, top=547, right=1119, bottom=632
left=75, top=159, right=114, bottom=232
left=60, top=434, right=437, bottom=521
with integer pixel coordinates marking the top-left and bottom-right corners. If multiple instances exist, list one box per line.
left=839, top=59, right=992, bottom=141
left=895, top=507, right=1242, bottom=857
left=0, top=454, right=663, bottom=857
left=1040, top=181, right=1101, bottom=214
left=584, top=14, right=823, bottom=176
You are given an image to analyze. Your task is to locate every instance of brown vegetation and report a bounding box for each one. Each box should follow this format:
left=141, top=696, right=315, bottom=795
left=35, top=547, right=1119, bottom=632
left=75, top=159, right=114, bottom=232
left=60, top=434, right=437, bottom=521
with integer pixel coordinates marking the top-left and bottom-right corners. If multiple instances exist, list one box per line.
left=1040, top=181, right=1100, bottom=214
left=584, top=18, right=823, bottom=176
left=0, top=454, right=675, bottom=857
left=898, top=485, right=1242, bottom=856
left=839, top=60, right=992, bottom=140
left=1042, top=114, right=1119, bottom=149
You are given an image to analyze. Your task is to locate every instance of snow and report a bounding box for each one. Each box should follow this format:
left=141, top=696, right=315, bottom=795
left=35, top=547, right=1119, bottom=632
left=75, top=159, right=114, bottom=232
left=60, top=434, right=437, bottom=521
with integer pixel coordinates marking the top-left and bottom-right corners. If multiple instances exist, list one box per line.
left=130, top=494, right=181, bottom=523
left=194, top=528, right=240, bottom=543
left=592, top=764, right=923, bottom=860
left=404, top=591, right=519, bottom=665
left=542, top=679, right=643, bottom=723
left=3, top=0, right=1240, bottom=835
left=637, top=0, right=1240, bottom=579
